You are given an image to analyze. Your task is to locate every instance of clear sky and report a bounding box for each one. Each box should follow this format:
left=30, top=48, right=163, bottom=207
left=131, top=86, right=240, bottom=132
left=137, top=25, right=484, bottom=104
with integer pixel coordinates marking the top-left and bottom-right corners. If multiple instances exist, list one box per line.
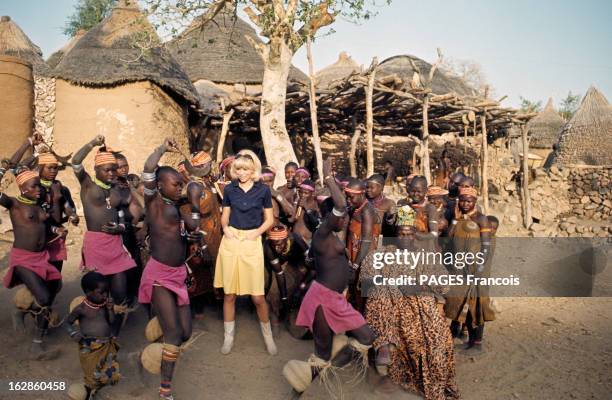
left=2, top=0, right=611, bottom=107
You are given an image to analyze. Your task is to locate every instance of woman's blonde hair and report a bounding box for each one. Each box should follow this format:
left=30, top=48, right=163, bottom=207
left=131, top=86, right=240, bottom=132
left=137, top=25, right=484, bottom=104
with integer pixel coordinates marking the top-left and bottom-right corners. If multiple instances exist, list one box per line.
left=230, top=149, right=262, bottom=181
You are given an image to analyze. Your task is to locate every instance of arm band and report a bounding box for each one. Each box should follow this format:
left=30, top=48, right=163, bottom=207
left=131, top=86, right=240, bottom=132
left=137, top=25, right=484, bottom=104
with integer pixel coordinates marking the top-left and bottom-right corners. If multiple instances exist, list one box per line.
left=451, top=220, right=458, bottom=225
left=118, top=210, right=125, bottom=218
left=275, top=270, right=285, bottom=276
left=143, top=187, right=157, bottom=196
left=276, top=195, right=284, bottom=203
left=191, top=212, right=201, bottom=220
left=51, top=226, right=59, bottom=234
left=72, top=163, right=83, bottom=172
left=431, top=231, right=439, bottom=237
left=270, top=258, right=280, bottom=266
left=142, top=171, right=156, bottom=182
left=332, top=207, right=346, bottom=217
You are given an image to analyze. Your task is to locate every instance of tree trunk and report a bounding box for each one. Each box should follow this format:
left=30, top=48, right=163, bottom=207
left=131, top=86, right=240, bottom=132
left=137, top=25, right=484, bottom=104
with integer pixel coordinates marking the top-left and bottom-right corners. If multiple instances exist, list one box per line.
left=480, top=114, right=489, bottom=214
left=216, top=108, right=234, bottom=163
left=306, top=38, right=323, bottom=184
left=422, top=96, right=431, bottom=183
left=521, top=124, right=532, bottom=228
left=365, top=60, right=377, bottom=177
left=350, top=125, right=362, bottom=178
left=260, top=38, right=298, bottom=187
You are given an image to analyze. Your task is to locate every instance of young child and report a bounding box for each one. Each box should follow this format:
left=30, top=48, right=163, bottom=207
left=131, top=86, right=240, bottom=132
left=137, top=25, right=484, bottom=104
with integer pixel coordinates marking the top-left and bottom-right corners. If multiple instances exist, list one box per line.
left=64, top=272, right=120, bottom=399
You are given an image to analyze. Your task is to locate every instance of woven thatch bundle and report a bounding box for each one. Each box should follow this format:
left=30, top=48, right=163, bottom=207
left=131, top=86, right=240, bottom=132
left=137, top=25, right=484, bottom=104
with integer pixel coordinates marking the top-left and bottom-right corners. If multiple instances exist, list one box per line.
left=0, top=16, right=49, bottom=75
left=378, top=55, right=475, bottom=97
left=167, top=9, right=307, bottom=85
left=315, top=52, right=362, bottom=89
left=555, top=86, right=612, bottom=166
left=52, top=0, right=198, bottom=106
left=47, top=29, right=87, bottom=69
left=528, top=98, right=565, bottom=149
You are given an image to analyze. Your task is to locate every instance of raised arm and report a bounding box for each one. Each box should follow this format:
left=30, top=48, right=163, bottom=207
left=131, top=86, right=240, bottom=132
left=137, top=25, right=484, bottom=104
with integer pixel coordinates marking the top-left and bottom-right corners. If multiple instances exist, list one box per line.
left=142, top=138, right=174, bottom=204
left=8, top=136, right=36, bottom=167
left=318, top=158, right=347, bottom=237
left=183, top=181, right=203, bottom=231
left=72, top=135, right=105, bottom=182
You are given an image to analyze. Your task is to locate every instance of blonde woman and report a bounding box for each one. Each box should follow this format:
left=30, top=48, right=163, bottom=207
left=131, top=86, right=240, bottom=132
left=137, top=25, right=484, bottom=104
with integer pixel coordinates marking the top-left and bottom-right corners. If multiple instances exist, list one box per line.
left=213, top=150, right=277, bottom=355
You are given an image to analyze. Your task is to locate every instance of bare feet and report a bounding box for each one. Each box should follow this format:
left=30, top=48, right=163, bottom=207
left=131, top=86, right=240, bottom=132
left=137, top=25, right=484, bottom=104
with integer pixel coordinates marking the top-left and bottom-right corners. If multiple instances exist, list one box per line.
left=462, top=342, right=485, bottom=356
left=29, top=341, right=60, bottom=361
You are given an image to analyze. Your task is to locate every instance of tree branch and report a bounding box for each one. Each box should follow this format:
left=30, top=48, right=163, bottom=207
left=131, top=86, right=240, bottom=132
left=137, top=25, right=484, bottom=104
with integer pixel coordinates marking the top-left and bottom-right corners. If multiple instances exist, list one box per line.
left=244, top=34, right=267, bottom=61
left=243, top=6, right=263, bottom=29
left=428, top=48, right=443, bottom=85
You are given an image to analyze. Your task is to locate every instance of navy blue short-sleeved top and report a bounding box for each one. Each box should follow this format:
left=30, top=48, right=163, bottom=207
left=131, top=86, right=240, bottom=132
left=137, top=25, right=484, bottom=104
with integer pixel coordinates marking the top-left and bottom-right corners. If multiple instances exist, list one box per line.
left=223, top=180, right=272, bottom=229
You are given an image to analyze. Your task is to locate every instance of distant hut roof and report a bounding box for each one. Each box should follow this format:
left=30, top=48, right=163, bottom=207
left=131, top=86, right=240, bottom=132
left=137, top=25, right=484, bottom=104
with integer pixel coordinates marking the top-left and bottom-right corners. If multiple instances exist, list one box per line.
left=315, top=52, right=362, bottom=88
left=555, top=86, right=612, bottom=166
left=378, top=55, right=475, bottom=97
left=168, top=10, right=308, bottom=85
left=47, top=29, right=87, bottom=69
left=527, top=98, right=566, bottom=149
left=194, top=80, right=231, bottom=115
left=0, top=15, right=49, bottom=75
left=52, top=0, right=198, bottom=106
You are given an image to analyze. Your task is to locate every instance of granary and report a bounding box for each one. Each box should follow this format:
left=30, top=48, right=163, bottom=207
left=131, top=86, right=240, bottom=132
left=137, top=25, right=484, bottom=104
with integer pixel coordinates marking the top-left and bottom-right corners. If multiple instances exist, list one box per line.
left=51, top=0, right=199, bottom=183
left=0, top=15, right=53, bottom=155
left=526, top=98, right=566, bottom=160
left=315, top=52, right=362, bottom=89
left=554, top=86, right=612, bottom=166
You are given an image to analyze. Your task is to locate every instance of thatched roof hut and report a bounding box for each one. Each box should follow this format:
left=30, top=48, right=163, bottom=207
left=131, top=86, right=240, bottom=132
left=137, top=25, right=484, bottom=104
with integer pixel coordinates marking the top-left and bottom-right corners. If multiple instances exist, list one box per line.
left=528, top=98, right=565, bottom=149
left=0, top=15, right=49, bottom=75
left=554, top=86, right=612, bottom=166
left=378, top=55, right=475, bottom=97
left=46, top=29, right=87, bottom=69
left=51, top=0, right=199, bottom=189
left=316, top=52, right=362, bottom=88
left=167, top=10, right=308, bottom=86
left=52, top=1, right=198, bottom=106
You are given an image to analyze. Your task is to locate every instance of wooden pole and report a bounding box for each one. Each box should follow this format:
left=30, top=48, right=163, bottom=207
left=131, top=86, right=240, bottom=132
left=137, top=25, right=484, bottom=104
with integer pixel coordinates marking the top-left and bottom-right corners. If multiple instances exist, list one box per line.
left=349, top=125, right=362, bottom=178
left=422, top=95, right=431, bottom=183
left=463, top=124, right=468, bottom=155
left=365, top=58, right=378, bottom=178
left=521, top=124, right=532, bottom=228
left=480, top=113, right=489, bottom=214
left=216, top=104, right=234, bottom=164
left=306, top=37, right=324, bottom=184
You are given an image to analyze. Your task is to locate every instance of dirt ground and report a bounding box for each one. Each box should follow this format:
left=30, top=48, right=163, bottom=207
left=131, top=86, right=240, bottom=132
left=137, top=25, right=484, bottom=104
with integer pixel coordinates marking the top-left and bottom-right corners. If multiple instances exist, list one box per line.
left=0, top=231, right=611, bottom=400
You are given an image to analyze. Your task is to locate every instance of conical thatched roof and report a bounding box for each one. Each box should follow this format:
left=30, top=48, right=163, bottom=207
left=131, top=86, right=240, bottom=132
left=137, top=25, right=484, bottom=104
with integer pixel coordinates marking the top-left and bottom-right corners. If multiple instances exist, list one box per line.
left=0, top=15, right=49, bottom=75
left=47, top=29, right=87, bottom=69
left=52, top=0, right=198, bottom=106
left=527, top=98, right=566, bottom=149
left=378, top=55, right=475, bottom=97
left=168, top=10, right=308, bottom=85
left=315, top=52, right=362, bottom=88
left=555, top=86, right=612, bottom=166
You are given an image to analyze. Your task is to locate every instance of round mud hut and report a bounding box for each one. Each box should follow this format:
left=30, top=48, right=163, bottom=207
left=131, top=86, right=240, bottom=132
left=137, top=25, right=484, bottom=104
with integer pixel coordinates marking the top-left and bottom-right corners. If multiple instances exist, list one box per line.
left=527, top=98, right=566, bottom=160
left=554, top=86, right=612, bottom=166
left=168, top=9, right=308, bottom=96
left=51, top=0, right=199, bottom=186
left=315, top=52, right=362, bottom=89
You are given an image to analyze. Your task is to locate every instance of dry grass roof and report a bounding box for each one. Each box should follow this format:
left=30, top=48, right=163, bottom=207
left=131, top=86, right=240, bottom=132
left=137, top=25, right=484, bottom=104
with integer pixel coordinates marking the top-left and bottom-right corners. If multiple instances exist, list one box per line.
left=167, top=10, right=308, bottom=85
left=0, top=15, right=49, bottom=75
left=46, top=29, right=87, bottom=69
left=52, top=0, right=198, bottom=106
left=378, top=55, right=476, bottom=97
left=555, top=86, right=612, bottom=166
left=315, top=52, right=362, bottom=89
left=527, top=98, right=566, bottom=149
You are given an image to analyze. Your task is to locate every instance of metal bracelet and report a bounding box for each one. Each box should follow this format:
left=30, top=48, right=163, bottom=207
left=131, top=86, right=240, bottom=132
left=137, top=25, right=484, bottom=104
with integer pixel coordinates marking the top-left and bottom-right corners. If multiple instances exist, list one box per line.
left=270, top=258, right=280, bottom=265
left=118, top=210, right=125, bottom=218
left=72, top=163, right=83, bottom=172
left=332, top=207, right=346, bottom=217
left=275, top=270, right=285, bottom=276
left=142, top=171, right=156, bottom=182
left=143, top=187, right=157, bottom=196
left=191, top=212, right=201, bottom=220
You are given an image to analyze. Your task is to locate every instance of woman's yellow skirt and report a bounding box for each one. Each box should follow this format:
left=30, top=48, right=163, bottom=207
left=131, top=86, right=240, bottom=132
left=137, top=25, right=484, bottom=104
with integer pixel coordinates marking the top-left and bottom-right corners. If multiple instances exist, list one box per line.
left=214, top=227, right=265, bottom=296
